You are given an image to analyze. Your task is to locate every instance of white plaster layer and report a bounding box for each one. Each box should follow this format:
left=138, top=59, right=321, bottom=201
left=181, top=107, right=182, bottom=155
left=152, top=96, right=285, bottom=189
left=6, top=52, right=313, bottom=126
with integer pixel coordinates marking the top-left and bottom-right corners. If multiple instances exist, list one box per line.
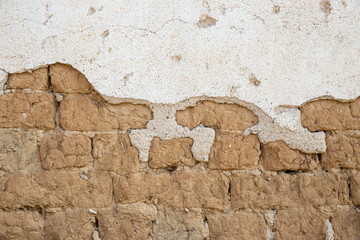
left=1, top=0, right=360, bottom=150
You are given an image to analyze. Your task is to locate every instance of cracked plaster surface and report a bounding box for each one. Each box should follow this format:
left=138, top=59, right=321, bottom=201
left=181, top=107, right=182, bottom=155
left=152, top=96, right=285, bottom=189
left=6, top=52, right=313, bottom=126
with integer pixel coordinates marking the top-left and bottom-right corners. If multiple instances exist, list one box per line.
left=1, top=0, right=360, bottom=152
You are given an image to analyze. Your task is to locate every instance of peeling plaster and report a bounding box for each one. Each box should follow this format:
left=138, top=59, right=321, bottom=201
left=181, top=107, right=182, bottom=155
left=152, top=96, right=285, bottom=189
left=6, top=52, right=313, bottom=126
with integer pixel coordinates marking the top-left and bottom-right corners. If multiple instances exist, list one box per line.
left=1, top=0, right=360, bottom=151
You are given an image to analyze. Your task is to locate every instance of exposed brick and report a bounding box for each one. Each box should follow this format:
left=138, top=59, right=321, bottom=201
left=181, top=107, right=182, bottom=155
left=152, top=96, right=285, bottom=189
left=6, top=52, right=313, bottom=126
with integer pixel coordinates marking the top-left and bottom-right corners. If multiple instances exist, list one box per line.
left=59, top=94, right=152, bottom=131
left=176, top=100, right=258, bottom=131
left=0, top=129, right=42, bottom=176
left=231, top=172, right=348, bottom=209
left=350, top=171, right=360, bottom=205
left=114, top=169, right=229, bottom=210
left=44, top=208, right=94, bottom=239
left=332, top=207, right=360, bottom=240
left=149, top=137, right=196, bottom=169
left=98, top=203, right=157, bottom=240
left=0, top=171, right=112, bottom=209
left=93, top=132, right=139, bottom=172
left=301, top=99, right=360, bottom=131
left=322, top=131, right=360, bottom=169
left=0, top=92, right=56, bottom=130
left=40, top=132, right=92, bottom=169
left=7, top=68, right=49, bottom=90
left=209, top=132, right=260, bottom=170
left=274, top=208, right=329, bottom=240
left=260, top=141, right=318, bottom=171
left=153, top=205, right=208, bottom=240
left=207, top=211, right=267, bottom=240
left=351, top=97, right=360, bottom=118
left=49, top=63, right=93, bottom=94
left=0, top=210, right=44, bottom=240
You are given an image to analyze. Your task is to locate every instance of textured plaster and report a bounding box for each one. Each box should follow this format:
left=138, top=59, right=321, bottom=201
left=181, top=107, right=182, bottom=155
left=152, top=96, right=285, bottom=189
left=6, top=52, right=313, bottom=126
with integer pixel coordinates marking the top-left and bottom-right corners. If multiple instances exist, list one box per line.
left=1, top=0, right=360, bottom=152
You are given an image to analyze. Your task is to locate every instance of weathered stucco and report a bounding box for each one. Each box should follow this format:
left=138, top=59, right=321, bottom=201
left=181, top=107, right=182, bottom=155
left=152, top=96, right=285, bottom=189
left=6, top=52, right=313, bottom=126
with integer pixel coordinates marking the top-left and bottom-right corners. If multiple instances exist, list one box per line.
left=1, top=0, right=360, bottom=151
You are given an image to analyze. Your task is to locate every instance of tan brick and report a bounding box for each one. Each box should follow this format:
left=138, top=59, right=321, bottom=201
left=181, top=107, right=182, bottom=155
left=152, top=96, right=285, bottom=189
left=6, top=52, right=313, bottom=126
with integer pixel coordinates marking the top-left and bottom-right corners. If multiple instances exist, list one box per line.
left=0, top=129, right=42, bottom=176
left=0, top=171, right=112, bottom=209
left=209, top=132, right=259, bottom=170
left=153, top=206, right=208, bottom=240
left=44, top=208, right=95, bottom=240
left=93, top=132, right=139, bottom=172
left=176, top=101, right=258, bottom=131
left=332, top=207, right=360, bottom=240
left=351, top=97, right=360, bottom=118
left=301, top=99, right=360, bottom=131
left=59, top=94, right=152, bottom=131
left=350, top=171, right=360, bottom=205
left=7, top=67, right=49, bottom=90
left=207, top=211, right=267, bottom=240
left=40, top=132, right=92, bottom=169
left=322, top=131, right=360, bottom=169
left=274, top=208, right=329, bottom=240
left=149, top=137, right=196, bottom=169
left=98, top=203, right=156, bottom=240
left=0, top=210, right=44, bottom=240
left=260, top=141, right=318, bottom=171
left=231, top=172, right=348, bottom=209
left=0, top=92, right=56, bottom=129
left=114, top=169, right=229, bottom=210
left=49, top=63, right=93, bottom=94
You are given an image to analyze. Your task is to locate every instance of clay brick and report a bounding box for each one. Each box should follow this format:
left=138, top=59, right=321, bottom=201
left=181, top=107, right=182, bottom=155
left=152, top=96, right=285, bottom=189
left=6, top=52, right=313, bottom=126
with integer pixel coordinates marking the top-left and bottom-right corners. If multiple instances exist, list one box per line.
left=350, top=171, right=360, bottom=205
left=0, top=92, right=56, bottom=129
left=98, top=203, right=157, bottom=240
left=93, top=132, right=139, bottom=172
left=0, top=210, right=44, bottom=240
left=322, top=131, right=360, bottom=169
left=209, top=132, right=260, bottom=170
left=44, top=208, right=95, bottom=239
left=59, top=95, right=152, bottom=131
left=7, top=68, right=49, bottom=90
left=153, top=206, right=208, bottom=240
left=40, top=132, right=92, bottom=169
left=176, top=101, right=258, bottom=131
left=0, top=171, right=112, bottom=209
left=114, top=169, right=229, bottom=210
left=350, top=97, right=360, bottom=118
left=149, top=137, right=196, bottom=169
left=49, top=63, right=93, bottom=94
left=0, top=129, right=41, bottom=176
left=207, top=211, right=267, bottom=240
left=332, top=207, right=360, bottom=240
left=260, top=141, right=318, bottom=171
left=301, top=99, right=360, bottom=131
left=274, top=208, right=329, bottom=240
left=231, top=172, right=348, bottom=209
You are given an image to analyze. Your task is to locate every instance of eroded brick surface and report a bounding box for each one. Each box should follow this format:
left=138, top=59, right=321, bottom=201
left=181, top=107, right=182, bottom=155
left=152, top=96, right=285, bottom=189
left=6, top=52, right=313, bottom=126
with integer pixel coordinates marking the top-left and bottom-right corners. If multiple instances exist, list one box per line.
left=332, top=207, right=360, bottom=240
left=209, top=132, right=260, bottom=170
left=93, top=132, right=139, bottom=172
left=0, top=210, right=44, bottom=240
left=0, top=171, right=112, bottom=209
left=7, top=67, right=49, bottom=90
left=44, top=208, right=95, bottom=239
left=59, top=94, right=152, bottom=131
left=274, top=208, right=329, bottom=240
left=261, top=141, right=318, bottom=171
left=207, top=211, right=267, bottom=240
left=350, top=97, right=360, bottom=118
left=176, top=101, right=258, bottom=131
left=231, top=172, right=348, bottom=209
left=301, top=100, right=360, bottom=131
left=0, top=92, right=56, bottom=129
left=40, top=132, right=92, bottom=169
left=322, top=131, right=360, bottom=169
left=114, top=169, right=229, bottom=210
left=97, top=203, right=157, bottom=240
left=149, top=137, right=196, bottom=169
left=49, top=63, right=93, bottom=94
left=350, top=171, right=360, bottom=205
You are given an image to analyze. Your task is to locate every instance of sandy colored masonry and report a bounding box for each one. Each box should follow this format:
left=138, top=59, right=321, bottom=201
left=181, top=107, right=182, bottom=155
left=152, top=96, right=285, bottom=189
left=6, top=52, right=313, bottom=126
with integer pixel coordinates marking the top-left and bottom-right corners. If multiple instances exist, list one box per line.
left=0, top=64, right=359, bottom=239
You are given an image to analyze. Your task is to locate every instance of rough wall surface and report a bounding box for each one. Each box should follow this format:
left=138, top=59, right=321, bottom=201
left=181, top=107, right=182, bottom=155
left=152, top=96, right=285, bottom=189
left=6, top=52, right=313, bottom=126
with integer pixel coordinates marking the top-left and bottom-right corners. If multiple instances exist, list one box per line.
left=0, top=65, right=359, bottom=239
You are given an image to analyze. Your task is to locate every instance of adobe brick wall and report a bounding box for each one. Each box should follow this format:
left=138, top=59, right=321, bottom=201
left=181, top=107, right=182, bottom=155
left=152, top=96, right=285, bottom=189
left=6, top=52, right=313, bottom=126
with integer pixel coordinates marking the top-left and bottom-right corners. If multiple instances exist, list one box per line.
left=0, top=64, right=359, bottom=240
